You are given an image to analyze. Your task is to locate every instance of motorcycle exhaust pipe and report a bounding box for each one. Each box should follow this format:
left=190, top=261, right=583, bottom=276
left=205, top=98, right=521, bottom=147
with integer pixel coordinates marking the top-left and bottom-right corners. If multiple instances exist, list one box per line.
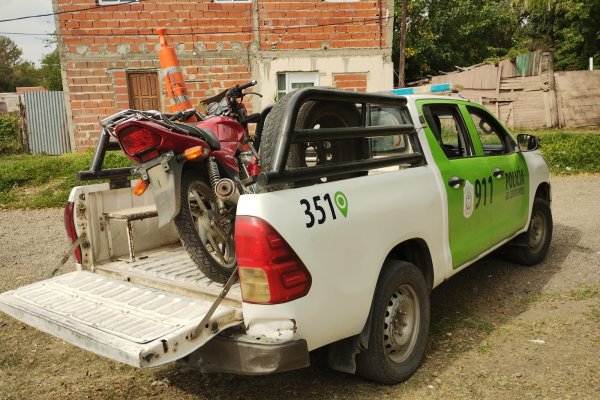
left=214, top=178, right=240, bottom=204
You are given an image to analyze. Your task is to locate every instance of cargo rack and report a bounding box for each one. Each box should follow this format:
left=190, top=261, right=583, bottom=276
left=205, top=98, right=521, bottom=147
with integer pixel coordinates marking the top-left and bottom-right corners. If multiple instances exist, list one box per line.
left=76, top=127, right=134, bottom=185
left=257, top=87, right=426, bottom=187
left=77, top=88, right=427, bottom=188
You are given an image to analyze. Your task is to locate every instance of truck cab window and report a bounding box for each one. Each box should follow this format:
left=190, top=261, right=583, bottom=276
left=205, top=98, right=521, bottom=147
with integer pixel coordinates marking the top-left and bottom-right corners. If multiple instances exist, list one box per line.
left=423, top=105, right=473, bottom=159
left=369, top=105, right=413, bottom=155
left=467, top=106, right=514, bottom=156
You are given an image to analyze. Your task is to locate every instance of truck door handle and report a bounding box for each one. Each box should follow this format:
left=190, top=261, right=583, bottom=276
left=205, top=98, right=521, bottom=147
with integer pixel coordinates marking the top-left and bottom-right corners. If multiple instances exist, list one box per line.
left=493, top=168, right=504, bottom=178
left=448, top=176, right=465, bottom=188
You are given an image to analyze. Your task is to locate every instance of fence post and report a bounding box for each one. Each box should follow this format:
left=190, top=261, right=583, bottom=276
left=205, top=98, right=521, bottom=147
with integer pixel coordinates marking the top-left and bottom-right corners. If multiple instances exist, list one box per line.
left=542, top=52, right=559, bottom=128
left=18, top=95, right=28, bottom=153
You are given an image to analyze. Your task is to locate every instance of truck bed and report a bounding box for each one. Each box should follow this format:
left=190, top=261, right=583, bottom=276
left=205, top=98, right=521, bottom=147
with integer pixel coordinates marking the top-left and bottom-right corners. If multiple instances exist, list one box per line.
left=63, top=183, right=241, bottom=306
left=93, top=243, right=242, bottom=307
left=0, top=182, right=250, bottom=370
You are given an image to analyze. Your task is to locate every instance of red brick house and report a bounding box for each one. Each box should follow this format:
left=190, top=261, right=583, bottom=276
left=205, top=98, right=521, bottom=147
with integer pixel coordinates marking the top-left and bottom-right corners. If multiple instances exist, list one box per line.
left=52, top=0, right=394, bottom=151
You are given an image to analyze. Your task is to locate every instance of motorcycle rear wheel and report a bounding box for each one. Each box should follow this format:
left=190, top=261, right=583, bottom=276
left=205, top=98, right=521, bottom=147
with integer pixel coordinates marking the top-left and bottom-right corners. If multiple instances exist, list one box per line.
left=175, top=171, right=236, bottom=284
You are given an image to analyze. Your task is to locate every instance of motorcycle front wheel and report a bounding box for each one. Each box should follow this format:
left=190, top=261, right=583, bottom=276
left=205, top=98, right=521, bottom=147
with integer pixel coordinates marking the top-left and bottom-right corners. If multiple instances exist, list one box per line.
left=175, top=171, right=236, bottom=284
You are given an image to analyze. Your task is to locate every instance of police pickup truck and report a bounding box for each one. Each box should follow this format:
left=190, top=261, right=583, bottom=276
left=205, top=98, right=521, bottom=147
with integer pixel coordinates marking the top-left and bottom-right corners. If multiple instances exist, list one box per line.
left=0, top=84, right=552, bottom=385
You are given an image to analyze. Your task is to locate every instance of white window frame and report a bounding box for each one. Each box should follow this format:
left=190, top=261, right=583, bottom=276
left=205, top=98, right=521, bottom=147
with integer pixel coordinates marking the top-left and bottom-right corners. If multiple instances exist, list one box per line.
left=214, top=0, right=251, bottom=3
left=277, top=72, right=319, bottom=100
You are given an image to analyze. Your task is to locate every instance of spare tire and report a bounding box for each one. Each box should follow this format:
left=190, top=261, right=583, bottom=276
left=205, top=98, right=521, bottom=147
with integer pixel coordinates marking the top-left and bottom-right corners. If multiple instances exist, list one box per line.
left=259, top=91, right=364, bottom=191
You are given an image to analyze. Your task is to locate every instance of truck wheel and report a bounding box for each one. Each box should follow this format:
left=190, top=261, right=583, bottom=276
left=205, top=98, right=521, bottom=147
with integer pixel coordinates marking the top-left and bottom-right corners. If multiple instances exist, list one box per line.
left=259, top=91, right=363, bottom=191
left=356, top=260, right=430, bottom=384
left=506, top=197, right=553, bottom=266
left=175, top=171, right=236, bottom=284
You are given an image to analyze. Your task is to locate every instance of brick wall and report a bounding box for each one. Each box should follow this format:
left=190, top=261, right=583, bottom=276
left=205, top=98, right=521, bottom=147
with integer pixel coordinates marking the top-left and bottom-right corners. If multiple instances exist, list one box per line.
left=54, top=0, right=390, bottom=150
left=258, top=0, right=388, bottom=50
left=333, top=72, right=368, bottom=92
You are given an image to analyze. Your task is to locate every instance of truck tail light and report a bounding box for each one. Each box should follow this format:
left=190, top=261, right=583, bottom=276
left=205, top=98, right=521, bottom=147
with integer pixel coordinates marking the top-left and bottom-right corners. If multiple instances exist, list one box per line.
left=116, top=125, right=162, bottom=158
left=64, top=201, right=82, bottom=264
left=235, top=216, right=311, bottom=304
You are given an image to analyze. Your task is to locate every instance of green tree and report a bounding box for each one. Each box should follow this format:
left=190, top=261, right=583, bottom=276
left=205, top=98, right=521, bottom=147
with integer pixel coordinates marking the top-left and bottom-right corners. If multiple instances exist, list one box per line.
left=394, top=0, right=519, bottom=82
left=512, top=0, right=600, bottom=70
left=0, top=36, right=24, bottom=91
left=13, top=62, right=41, bottom=89
left=40, top=49, right=63, bottom=91
left=0, top=35, right=46, bottom=92
left=0, top=36, right=22, bottom=68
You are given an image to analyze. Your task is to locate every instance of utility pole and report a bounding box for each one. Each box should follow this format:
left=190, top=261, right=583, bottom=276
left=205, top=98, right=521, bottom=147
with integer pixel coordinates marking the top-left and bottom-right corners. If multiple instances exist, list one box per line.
left=398, top=0, right=408, bottom=88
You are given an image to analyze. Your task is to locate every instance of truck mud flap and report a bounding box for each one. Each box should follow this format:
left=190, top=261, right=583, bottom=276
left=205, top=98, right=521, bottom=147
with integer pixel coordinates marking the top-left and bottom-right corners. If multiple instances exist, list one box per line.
left=0, top=271, right=242, bottom=368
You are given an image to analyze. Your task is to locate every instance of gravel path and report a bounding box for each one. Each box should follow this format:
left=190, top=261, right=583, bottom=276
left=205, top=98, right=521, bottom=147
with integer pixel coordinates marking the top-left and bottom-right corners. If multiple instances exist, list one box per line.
left=0, top=208, right=66, bottom=293
left=0, top=175, right=599, bottom=399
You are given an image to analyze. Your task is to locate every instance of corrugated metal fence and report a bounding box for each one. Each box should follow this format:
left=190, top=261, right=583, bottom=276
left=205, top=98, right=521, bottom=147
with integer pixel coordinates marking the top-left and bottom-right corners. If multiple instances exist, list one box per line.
left=24, top=91, right=71, bottom=155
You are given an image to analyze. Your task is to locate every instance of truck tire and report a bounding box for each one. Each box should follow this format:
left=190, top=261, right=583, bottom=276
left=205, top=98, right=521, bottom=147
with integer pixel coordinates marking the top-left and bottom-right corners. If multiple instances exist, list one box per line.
left=258, top=91, right=364, bottom=191
left=175, top=171, right=236, bottom=283
left=356, top=260, right=430, bottom=385
left=506, top=197, right=553, bottom=266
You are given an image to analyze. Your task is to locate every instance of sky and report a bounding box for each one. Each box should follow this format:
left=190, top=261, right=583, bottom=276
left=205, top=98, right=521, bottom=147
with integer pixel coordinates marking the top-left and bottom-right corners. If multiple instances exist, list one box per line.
left=0, top=0, right=56, bottom=66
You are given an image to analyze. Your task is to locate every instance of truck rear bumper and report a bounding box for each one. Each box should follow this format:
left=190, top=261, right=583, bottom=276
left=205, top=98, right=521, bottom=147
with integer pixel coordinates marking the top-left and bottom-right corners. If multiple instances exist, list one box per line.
left=183, top=332, right=310, bottom=375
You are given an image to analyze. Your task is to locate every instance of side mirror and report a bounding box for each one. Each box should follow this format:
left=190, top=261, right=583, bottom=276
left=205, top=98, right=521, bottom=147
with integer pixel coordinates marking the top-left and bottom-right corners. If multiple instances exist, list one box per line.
left=517, top=133, right=540, bottom=152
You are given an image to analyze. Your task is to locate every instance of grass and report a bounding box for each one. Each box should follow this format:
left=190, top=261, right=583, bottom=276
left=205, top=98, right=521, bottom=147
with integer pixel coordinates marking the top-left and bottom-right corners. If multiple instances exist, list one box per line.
left=431, top=306, right=496, bottom=336
left=585, top=304, right=600, bottom=323
left=568, top=284, right=600, bottom=301
left=515, top=284, right=600, bottom=306
left=0, top=151, right=132, bottom=209
left=477, top=342, right=494, bottom=354
left=525, top=127, right=600, bottom=174
left=0, top=127, right=598, bottom=209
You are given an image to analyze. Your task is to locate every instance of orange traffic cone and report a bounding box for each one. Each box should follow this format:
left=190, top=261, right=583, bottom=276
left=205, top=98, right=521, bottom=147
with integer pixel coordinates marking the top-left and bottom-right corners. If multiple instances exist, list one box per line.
left=156, top=28, right=197, bottom=120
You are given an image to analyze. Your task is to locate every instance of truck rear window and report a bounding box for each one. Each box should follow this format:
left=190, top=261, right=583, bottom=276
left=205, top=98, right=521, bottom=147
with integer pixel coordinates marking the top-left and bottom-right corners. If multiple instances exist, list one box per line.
left=368, top=105, right=415, bottom=157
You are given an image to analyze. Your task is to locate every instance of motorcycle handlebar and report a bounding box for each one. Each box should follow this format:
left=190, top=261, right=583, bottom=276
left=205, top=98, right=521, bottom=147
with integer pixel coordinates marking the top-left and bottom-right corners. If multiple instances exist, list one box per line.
left=237, top=80, right=257, bottom=91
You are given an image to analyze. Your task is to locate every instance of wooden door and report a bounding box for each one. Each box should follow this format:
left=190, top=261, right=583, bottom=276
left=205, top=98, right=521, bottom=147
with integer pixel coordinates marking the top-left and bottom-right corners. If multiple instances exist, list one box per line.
left=127, top=72, right=160, bottom=110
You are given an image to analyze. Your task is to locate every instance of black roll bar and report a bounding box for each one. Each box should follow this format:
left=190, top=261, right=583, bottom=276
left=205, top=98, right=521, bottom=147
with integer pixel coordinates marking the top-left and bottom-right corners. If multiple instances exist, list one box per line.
left=77, top=128, right=134, bottom=181
left=257, top=154, right=424, bottom=187
left=258, top=87, right=425, bottom=187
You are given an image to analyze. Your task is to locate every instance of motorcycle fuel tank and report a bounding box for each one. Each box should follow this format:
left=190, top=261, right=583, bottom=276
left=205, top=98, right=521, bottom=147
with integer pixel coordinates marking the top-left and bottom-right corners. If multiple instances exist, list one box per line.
left=198, top=116, right=245, bottom=143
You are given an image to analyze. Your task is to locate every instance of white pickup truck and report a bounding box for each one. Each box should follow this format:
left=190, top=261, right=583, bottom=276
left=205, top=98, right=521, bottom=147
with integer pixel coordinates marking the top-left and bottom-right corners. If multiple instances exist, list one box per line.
left=0, top=85, right=552, bottom=384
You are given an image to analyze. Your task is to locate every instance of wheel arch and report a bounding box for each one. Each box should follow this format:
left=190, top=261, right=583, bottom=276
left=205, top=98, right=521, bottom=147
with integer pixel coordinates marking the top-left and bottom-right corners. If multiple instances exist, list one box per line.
left=535, top=181, right=551, bottom=204
left=385, top=238, right=435, bottom=291
left=328, top=238, right=434, bottom=375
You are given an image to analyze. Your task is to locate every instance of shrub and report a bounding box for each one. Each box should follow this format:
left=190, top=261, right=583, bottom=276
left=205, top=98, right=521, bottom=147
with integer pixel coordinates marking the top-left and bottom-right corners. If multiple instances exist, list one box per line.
left=0, top=112, right=23, bottom=155
left=538, top=133, right=600, bottom=174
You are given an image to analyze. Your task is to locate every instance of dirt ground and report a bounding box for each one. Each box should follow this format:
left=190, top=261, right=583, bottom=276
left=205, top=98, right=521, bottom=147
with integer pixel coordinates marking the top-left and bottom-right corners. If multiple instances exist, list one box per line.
left=0, top=175, right=599, bottom=400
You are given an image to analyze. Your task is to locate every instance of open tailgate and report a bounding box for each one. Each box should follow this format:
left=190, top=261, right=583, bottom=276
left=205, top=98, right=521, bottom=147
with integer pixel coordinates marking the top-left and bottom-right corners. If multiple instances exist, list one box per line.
left=0, top=271, right=242, bottom=368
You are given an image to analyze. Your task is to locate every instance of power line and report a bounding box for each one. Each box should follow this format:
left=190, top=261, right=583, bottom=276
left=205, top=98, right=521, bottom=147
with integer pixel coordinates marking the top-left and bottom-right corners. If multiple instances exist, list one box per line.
left=0, top=16, right=388, bottom=37
left=0, top=32, right=56, bottom=36
left=0, top=1, right=138, bottom=23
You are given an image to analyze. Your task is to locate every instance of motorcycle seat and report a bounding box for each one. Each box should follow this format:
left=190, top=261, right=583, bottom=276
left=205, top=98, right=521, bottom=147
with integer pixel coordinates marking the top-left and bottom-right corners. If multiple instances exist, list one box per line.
left=172, top=122, right=221, bottom=150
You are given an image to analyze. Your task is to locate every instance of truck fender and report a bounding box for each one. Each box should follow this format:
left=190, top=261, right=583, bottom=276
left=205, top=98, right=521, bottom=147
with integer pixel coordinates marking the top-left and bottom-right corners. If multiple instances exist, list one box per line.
left=328, top=240, right=434, bottom=374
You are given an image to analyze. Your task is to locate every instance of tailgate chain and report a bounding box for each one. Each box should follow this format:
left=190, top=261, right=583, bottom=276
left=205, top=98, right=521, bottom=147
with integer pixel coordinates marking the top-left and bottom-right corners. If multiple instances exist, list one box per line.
left=49, top=232, right=87, bottom=278
left=189, top=266, right=238, bottom=340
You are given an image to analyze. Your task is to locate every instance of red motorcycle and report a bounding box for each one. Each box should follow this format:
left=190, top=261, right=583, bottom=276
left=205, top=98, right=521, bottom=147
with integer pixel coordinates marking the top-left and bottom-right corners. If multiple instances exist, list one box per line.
left=97, top=81, right=263, bottom=283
